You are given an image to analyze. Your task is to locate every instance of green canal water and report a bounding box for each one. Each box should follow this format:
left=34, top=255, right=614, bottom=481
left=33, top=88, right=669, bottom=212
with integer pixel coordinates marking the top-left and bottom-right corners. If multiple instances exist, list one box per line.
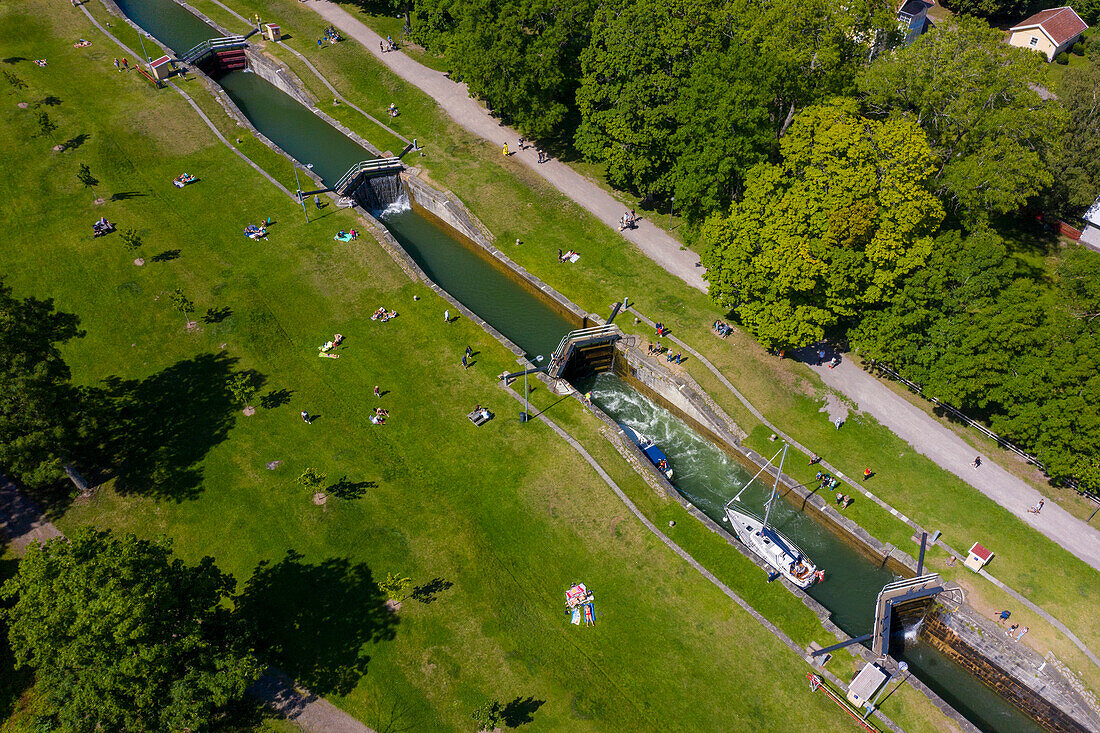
left=111, top=1, right=1050, bottom=729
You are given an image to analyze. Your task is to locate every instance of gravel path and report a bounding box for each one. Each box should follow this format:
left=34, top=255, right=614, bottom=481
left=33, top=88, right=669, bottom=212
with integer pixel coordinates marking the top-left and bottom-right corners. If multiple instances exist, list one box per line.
left=809, top=359, right=1100, bottom=571
left=308, top=0, right=1099, bottom=572
left=306, top=0, right=706, bottom=290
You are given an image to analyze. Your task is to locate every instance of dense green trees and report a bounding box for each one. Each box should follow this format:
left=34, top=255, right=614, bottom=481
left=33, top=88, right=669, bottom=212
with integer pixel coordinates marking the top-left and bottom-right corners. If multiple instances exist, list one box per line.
left=1046, top=55, right=1100, bottom=219
left=700, top=102, right=943, bottom=348
left=850, top=233, right=1100, bottom=492
left=1, top=529, right=261, bottom=730
left=860, top=17, right=1061, bottom=220
left=407, top=0, right=895, bottom=218
left=574, top=0, right=892, bottom=217
left=412, top=0, right=596, bottom=139
left=0, top=280, right=91, bottom=487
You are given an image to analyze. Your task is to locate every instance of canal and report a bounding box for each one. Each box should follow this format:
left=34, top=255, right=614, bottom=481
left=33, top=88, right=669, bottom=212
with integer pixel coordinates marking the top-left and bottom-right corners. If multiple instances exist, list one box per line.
left=110, top=1, right=1046, bottom=729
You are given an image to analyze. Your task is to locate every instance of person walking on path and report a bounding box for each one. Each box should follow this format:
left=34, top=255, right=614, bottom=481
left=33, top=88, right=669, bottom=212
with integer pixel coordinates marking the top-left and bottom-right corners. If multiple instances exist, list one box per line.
left=444, top=309, right=450, bottom=323
left=1029, top=499, right=1045, bottom=514
left=300, top=410, right=312, bottom=424
left=502, top=142, right=509, bottom=156
left=374, top=385, right=381, bottom=398
left=972, top=456, right=982, bottom=469
left=584, top=392, right=592, bottom=406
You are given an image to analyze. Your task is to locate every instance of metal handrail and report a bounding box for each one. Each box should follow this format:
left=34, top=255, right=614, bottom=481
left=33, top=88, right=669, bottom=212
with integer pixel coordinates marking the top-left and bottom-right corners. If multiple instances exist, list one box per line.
left=552, top=325, right=621, bottom=359
left=333, top=158, right=404, bottom=193
left=179, top=35, right=247, bottom=64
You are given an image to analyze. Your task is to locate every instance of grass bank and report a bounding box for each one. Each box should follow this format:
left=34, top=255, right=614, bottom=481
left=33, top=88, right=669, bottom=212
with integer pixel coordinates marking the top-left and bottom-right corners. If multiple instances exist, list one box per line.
left=188, top=0, right=1100, bottom=669
left=0, top=3, right=872, bottom=730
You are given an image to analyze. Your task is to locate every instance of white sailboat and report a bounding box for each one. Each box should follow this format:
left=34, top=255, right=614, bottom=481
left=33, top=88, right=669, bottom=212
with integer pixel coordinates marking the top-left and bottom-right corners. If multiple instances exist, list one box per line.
left=724, top=444, right=823, bottom=589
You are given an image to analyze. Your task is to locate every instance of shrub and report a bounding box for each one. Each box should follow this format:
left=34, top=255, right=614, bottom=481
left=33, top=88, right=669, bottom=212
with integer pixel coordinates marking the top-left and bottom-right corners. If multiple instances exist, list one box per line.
left=1055, top=51, right=1070, bottom=64
left=1071, top=41, right=1085, bottom=55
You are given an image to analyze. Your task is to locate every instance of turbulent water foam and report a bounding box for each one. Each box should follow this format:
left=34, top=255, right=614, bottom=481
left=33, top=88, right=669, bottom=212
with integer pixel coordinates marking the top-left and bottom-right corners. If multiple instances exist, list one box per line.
left=379, top=193, right=411, bottom=218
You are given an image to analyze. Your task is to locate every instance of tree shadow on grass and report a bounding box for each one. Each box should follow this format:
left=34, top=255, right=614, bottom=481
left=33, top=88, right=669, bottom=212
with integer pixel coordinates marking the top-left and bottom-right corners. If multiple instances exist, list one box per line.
left=60, top=133, right=88, bottom=151
left=237, top=551, right=398, bottom=696
left=259, top=388, right=293, bottom=409
left=109, top=191, right=147, bottom=201
left=202, top=306, right=232, bottom=323
left=34, top=95, right=60, bottom=108
left=98, top=351, right=242, bottom=502
left=410, top=577, right=453, bottom=604
left=502, top=696, right=544, bottom=727
left=327, top=476, right=375, bottom=500
left=1, top=58, right=27, bottom=65
left=150, top=249, right=180, bottom=262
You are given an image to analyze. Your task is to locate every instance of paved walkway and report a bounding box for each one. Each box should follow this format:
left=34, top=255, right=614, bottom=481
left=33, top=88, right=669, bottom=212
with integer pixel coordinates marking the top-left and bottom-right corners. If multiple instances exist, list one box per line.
left=808, top=358, right=1100, bottom=571
left=307, top=0, right=1099, bottom=573
left=305, top=1, right=706, bottom=290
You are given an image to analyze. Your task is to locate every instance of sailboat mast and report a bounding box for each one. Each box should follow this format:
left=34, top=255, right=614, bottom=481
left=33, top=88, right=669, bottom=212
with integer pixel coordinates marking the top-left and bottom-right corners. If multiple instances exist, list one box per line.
left=728, top=447, right=784, bottom=507
left=762, top=444, right=788, bottom=531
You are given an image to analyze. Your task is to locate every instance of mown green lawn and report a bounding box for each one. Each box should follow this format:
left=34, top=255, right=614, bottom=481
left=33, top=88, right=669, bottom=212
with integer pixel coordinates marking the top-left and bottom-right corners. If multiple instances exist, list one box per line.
left=190, top=0, right=1100, bottom=667
left=0, top=3, right=879, bottom=731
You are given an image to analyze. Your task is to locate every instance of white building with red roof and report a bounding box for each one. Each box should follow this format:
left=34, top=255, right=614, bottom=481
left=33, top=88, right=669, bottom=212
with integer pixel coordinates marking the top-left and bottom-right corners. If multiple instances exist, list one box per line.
left=1008, top=6, right=1088, bottom=61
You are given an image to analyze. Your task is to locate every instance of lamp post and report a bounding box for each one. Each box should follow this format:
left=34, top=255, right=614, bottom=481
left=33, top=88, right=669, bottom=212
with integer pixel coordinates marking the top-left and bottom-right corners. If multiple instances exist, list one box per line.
left=293, top=164, right=310, bottom=223
left=667, top=196, right=675, bottom=232
left=138, top=32, right=152, bottom=64
left=522, top=354, right=544, bottom=422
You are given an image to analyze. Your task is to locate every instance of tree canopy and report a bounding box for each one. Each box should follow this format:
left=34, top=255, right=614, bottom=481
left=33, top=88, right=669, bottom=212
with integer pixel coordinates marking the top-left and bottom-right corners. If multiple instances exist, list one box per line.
left=1045, top=55, right=1100, bottom=219
left=411, top=0, right=596, bottom=140
left=1, top=529, right=261, bottom=731
left=0, top=280, right=88, bottom=487
left=700, top=101, right=943, bottom=348
left=859, top=16, right=1061, bottom=219
left=850, top=231, right=1100, bottom=492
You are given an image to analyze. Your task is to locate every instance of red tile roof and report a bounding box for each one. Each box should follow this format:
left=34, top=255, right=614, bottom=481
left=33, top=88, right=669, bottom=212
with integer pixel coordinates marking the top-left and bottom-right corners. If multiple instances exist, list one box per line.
left=1011, top=6, right=1088, bottom=46
left=968, top=542, right=993, bottom=561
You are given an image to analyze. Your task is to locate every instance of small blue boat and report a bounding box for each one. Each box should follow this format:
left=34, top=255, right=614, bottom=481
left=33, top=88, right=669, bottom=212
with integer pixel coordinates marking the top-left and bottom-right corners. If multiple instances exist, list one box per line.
left=619, top=423, right=673, bottom=480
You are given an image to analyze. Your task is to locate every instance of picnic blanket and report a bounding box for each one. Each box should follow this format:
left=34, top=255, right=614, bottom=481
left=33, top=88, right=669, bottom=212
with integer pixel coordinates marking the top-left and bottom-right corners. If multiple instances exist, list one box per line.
left=334, top=232, right=354, bottom=242
left=567, top=253, right=580, bottom=263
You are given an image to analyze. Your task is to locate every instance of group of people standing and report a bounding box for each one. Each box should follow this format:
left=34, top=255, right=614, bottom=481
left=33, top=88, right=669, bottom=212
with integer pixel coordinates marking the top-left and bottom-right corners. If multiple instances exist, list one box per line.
left=618, top=210, right=639, bottom=231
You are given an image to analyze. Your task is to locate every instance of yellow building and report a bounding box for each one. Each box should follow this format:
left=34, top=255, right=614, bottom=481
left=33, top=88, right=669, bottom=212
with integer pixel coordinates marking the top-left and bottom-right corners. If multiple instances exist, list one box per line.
left=1008, top=6, right=1087, bottom=62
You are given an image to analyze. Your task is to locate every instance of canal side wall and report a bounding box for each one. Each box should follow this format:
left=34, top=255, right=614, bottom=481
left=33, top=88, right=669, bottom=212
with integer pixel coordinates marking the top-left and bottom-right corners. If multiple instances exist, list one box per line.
left=922, top=606, right=1100, bottom=732
left=611, top=341, right=917, bottom=578
left=245, top=49, right=316, bottom=109
left=403, top=171, right=589, bottom=329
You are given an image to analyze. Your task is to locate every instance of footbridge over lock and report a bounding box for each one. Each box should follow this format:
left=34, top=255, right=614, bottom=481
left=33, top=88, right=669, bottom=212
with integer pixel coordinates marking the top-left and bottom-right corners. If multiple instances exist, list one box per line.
left=297, top=158, right=405, bottom=209
left=872, top=574, right=946, bottom=657
left=547, top=325, right=622, bottom=381
left=178, top=35, right=248, bottom=74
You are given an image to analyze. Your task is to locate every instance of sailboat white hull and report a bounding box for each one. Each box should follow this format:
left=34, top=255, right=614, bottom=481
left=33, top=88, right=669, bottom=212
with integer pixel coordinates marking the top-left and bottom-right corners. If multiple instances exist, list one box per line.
left=725, top=505, right=821, bottom=589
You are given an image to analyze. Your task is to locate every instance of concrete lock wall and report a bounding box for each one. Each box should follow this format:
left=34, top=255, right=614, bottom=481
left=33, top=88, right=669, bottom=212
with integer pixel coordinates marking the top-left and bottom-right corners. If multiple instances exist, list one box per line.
left=403, top=171, right=588, bottom=329
left=244, top=50, right=316, bottom=109
left=922, top=606, right=1100, bottom=733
